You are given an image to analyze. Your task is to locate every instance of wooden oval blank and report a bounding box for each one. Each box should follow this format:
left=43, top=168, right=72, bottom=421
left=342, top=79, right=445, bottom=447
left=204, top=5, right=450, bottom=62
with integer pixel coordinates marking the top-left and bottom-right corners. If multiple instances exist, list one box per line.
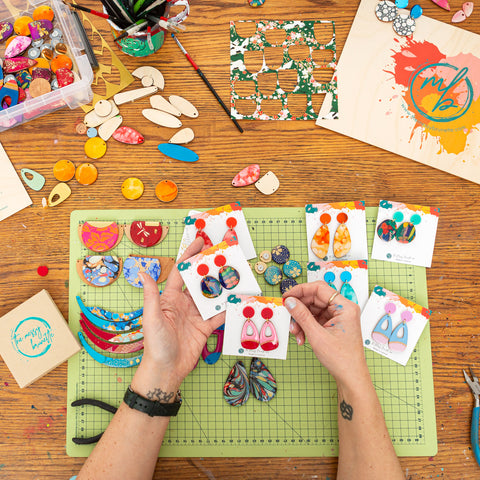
left=169, top=95, right=199, bottom=118
left=142, top=109, right=183, bottom=128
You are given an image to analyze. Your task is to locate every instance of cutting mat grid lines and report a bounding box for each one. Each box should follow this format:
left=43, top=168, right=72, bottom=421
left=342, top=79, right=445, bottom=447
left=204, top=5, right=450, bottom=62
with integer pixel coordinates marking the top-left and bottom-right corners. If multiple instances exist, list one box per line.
left=67, top=208, right=436, bottom=457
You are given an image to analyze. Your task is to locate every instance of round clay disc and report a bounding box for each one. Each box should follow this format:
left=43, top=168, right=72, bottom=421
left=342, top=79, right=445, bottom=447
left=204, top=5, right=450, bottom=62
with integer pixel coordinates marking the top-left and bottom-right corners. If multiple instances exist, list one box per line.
left=75, top=122, right=87, bottom=135
left=94, top=99, right=113, bottom=117
left=29, top=77, right=51, bottom=97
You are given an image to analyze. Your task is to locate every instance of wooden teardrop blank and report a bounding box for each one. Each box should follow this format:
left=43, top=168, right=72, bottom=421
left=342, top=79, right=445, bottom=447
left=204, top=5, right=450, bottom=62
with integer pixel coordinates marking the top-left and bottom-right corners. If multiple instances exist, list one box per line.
left=169, top=95, right=199, bottom=118
left=98, top=115, right=123, bottom=141
left=169, top=128, right=194, bottom=144
left=114, top=86, right=158, bottom=106
left=142, top=109, right=182, bottom=128
left=150, top=95, right=181, bottom=117
left=47, top=182, right=71, bottom=207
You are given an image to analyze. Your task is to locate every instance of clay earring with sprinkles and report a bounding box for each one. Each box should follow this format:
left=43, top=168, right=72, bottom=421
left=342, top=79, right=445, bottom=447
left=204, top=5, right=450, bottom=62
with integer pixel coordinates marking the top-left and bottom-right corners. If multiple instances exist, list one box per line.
left=260, top=307, right=279, bottom=351
left=339, top=271, right=358, bottom=305
left=311, top=213, right=331, bottom=259
left=214, top=254, right=240, bottom=290
left=195, top=218, right=213, bottom=249
left=223, top=217, right=238, bottom=245
left=324, top=271, right=336, bottom=289
left=372, top=302, right=395, bottom=345
left=394, top=212, right=421, bottom=243
left=334, top=212, right=351, bottom=258
left=241, top=306, right=260, bottom=350
left=389, top=310, right=412, bottom=352
left=197, top=264, right=222, bottom=298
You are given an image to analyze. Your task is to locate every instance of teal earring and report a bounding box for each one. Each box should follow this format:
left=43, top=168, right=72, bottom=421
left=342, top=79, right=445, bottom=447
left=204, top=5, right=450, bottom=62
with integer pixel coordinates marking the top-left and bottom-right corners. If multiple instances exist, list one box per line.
left=340, top=271, right=358, bottom=304
left=324, top=271, right=336, bottom=289
left=389, top=310, right=412, bottom=352
left=372, top=302, right=396, bottom=345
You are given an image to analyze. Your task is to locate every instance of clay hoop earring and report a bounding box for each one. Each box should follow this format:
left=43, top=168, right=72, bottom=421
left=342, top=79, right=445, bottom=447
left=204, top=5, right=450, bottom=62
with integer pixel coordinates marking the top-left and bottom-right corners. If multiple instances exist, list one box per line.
left=260, top=307, right=279, bottom=351
left=241, top=306, right=260, bottom=349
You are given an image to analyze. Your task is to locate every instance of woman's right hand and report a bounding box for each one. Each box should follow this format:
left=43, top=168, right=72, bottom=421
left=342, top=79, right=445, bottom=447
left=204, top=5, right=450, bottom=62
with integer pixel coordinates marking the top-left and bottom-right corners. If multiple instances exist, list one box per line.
left=283, top=281, right=369, bottom=386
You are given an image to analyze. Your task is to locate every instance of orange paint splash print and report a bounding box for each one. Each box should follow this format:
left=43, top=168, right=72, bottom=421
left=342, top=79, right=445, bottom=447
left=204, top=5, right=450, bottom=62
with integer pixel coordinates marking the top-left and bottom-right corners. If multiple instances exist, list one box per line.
left=387, top=37, right=480, bottom=154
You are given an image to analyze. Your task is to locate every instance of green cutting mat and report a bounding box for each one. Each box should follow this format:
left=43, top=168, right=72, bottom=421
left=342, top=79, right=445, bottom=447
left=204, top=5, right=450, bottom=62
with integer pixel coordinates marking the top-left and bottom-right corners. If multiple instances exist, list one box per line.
left=66, top=207, right=437, bottom=457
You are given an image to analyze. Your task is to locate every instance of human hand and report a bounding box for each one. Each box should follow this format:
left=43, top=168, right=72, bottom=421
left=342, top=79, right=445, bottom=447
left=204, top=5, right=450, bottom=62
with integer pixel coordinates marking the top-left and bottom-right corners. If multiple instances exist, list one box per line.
left=135, top=237, right=225, bottom=390
left=283, top=281, right=368, bottom=386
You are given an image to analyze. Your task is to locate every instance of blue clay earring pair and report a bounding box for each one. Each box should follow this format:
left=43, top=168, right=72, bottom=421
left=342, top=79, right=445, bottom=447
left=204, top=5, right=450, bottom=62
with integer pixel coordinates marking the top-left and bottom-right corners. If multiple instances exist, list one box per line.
left=372, top=303, right=412, bottom=352
left=323, top=271, right=358, bottom=304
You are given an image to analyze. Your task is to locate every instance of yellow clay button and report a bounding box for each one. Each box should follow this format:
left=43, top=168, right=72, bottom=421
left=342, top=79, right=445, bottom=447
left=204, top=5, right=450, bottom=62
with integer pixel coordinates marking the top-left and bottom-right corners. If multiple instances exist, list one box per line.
left=75, top=163, right=98, bottom=185
left=122, top=177, right=144, bottom=200
left=260, top=250, right=272, bottom=262
left=254, top=261, right=267, bottom=274
left=84, top=137, right=107, bottom=159
left=155, top=180, right=178, bottom=202
left=29, top=78, right=51, bottom=97
left=53, top=160, right=76, bottom=182
left=14, top=16, right=33, bottom=36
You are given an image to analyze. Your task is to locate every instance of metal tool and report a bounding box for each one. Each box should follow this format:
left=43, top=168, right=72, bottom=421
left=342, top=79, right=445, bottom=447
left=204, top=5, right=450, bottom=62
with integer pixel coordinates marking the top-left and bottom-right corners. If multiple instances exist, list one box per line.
left=463, top=367, right=480, bottom=466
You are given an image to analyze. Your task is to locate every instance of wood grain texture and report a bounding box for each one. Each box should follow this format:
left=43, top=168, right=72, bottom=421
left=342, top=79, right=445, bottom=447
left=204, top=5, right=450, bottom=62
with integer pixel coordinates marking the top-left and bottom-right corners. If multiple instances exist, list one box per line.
left=0, top=0, right=479, bottom=477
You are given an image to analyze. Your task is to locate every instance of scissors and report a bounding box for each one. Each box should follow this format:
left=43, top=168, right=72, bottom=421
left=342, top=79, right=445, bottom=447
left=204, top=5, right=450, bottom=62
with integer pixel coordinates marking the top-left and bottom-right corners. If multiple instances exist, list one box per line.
left=463, top=367, right=480, bottom=467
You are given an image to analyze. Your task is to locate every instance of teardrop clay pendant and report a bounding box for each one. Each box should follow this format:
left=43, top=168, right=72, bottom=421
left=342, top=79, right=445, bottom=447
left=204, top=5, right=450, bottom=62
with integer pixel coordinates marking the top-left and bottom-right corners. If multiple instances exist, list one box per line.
left=334, top=212, right=351, bottom=258
left=232, top=164, right=260, bottom=187
left=249, top=358, right=277, bottom=402
left=112, top=126, right=144, bottom=144
left=311, top=213, right=331, bottom=259
left=20, top=168, right=45, bottom=191
left=223, top=217, right=238, bottom=245
left=195, top=218, right=213, bottom=250
left=224, top=361, right=250, bottom=406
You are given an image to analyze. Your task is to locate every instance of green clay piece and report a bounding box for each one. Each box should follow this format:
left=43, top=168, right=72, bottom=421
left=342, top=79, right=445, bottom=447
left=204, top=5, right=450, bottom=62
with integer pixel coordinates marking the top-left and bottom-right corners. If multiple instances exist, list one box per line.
left=20, top=168, right=45, bottom=191
left=393, top=211, right=404, bottom=223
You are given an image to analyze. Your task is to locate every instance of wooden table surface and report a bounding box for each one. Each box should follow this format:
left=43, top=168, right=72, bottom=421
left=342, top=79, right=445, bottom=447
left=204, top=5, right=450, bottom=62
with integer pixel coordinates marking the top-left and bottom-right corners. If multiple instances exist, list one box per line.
left=0, top=0, right=479, bottom=478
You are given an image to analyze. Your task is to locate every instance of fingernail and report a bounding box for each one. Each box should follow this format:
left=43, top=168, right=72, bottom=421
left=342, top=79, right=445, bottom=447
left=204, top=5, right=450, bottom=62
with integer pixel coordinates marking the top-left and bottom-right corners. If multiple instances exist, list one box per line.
left=289, top=321, right=295, bottom=332
left=297, top=337, right=302, bottom=345
left=285, top=298, right=297, bottom=309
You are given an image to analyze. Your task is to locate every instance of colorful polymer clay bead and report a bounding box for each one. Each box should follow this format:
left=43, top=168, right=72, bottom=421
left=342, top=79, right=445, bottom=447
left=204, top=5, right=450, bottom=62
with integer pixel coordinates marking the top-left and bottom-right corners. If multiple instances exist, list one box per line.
left=79, top=221, right=122, bottom=252
left=282, top=259, right=302, bottom=278
left=123, top=256, right=162, bottom=288
left=77, top=255, right=122, bottom=287
left=264, top=265, right=282, bottom=285
left=271, top=245, right=290, bottom=264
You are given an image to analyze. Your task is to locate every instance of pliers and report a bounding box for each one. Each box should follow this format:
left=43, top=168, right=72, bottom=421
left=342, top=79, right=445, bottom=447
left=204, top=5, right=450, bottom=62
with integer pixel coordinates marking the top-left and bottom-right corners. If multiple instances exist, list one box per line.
left=463, top=367, right=480, bottom=467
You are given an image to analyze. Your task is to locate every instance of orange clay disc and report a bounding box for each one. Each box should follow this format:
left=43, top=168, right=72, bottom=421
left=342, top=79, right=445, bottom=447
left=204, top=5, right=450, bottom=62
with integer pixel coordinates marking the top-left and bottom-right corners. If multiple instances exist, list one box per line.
left=33, top=5, right=55, bottom=21
left=53, top=160, right=76, bottom=182
left=122, top=177, right=144, bottom=200
left=337, top=212, right=348, bottom=224
left=84, top=137, right=107, bottom=159
left=13, top=16, right=33, bottom=36
left=5, top=35, right=17, bottom=48
left=320, top=213, right=331, bottom=225
left=75, top=163, right=98, bottom=185
left=51, top=54, right=73, bottom=73
left=29, top=57, right=49, bottom=74
left=155, top=180, right=178, bottom=202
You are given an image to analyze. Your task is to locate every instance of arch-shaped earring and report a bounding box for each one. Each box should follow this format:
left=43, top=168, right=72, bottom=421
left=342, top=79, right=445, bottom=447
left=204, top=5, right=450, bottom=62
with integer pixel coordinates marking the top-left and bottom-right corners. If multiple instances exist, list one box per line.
left=372, top=302, right=396, bottom=345
left=389, top=310, right=412, bottom=352
left=241, top=306, right=260, bottom=350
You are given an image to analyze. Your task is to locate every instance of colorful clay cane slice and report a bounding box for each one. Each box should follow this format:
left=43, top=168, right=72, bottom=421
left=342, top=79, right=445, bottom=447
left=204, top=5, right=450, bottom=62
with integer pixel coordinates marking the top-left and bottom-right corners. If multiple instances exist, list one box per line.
left=79, top=221, right=123, bottom=253
left=125, top=221, right=169, bottom=247
left=215, top=255, right=240, bottom=290
left=76, top=295, right=142, bottom=322
left=80, top=316, right=144, bottom=353
left=334, top=212, right=351, bottom=258
left=249, top=358, right=277, bottom=402
left=81, top=314, right=143, bottom=342
left=198, top=264, right=222, bottom=298
left=377, top=219, right=397, bottom=241
left=77, top=255, right=122, bottom=288
left=224, top=360, right=250, bottom=406
left=78, top=331, right=143, bottom=368
left=124, top=255, right=175, bottom=287
left=112, top=126, right=144, bottom=144
left=311, top=213, right=331, bottom=259
left=232, top=164, right=260, bottom=187
left=201, top=324, right=225, bottom=365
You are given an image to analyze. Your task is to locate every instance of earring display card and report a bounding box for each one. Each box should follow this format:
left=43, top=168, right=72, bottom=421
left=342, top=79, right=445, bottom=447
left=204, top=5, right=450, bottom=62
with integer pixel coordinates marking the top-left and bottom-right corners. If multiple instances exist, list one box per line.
left=178, top=241, right=261, bottom=320
left=361, top=286, right=430, bottom=366
left=371, top=200, right=439, bottom=267
left=223, top=295, right=291, bottom=360
left=0, top=290, right=81, bottom=388
left=178, top=202, right=257, bottom=260
left=307, top=260, right=369, bottom=310
left=305, top=201, right=368, bottom=263
left=230, top=20, right=338, bottom=121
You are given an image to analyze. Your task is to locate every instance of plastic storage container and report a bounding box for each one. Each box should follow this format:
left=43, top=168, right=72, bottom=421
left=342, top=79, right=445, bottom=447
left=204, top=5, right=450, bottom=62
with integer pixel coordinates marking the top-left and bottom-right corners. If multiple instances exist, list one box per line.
left=0, top=0, right=94, bottom=131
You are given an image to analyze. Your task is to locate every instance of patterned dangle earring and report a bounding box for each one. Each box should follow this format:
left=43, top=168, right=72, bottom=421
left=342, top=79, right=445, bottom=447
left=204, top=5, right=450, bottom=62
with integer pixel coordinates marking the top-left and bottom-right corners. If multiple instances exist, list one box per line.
left=224, top=360, right=250, bottom=406
left=377, top=216, right=398, bottom=241
left=241, top=306, right=260, bottom=349
left=324, top=271, right=336, bottom=289
left=393, top=4, right=422, bottom=36
left=249, top=357, right=277, bottom=402
left=371, top=302, right=396, bottom=345
left=195, top=218, right=213, bottom=249
left=223, top=217, right=239, bottom=245
left=389, top=310, right=412, bottom=352
left=339, top=271, right=358, bottom=304
left=214, top=254, right=240, bottom=290
left=375, top=0, right=398, bottom=22
left=394, top=212, right=421, bottom=243
left=311, top=213, right=331, bottom=259
left=260, top=307, right=279, bottom=351
left=197, top=264, right=222, bottom=298
left=334, top=212, right=351, bottom=258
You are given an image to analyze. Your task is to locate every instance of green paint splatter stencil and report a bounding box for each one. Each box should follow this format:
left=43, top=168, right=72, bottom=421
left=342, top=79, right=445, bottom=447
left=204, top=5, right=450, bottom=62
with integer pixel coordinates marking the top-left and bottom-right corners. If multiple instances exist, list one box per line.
left=66, top=208, right=436, bottom=457
left=230, top=20, right=338, bottom=120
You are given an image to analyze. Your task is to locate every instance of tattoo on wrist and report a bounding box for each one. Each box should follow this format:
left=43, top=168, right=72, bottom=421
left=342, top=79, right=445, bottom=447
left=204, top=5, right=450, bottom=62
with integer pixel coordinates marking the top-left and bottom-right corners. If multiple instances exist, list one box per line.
left=146, top=388, right=175, bottom=403
left=340, top=400, right=353, bottom=421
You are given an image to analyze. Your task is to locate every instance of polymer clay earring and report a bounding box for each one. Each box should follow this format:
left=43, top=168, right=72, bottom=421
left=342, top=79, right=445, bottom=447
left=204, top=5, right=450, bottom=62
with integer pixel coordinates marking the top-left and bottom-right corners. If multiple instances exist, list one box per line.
left=249, top=358, right=277, bottom=402
left=324, top=271, right=336, bottom=289
left=260, top=307, right=278, bottom=351
left=214, top=254, right=240, bottom=289
left=223, top=217, right=238, bottom=244
left=197, top=264, right=222, bottom=298
left=392, top=4, right=422, bottom=36
left=389, top=310, right=412, bottom=352
left=195, top=218, right=213, bottom=249
left=241, top=306, right=260, bottom=349
left=77, top=255, right=122, bottom=287
left=202, top=324, right=225, bottom=364
left=394, top=212, right=421, bottom=243
left=224, top=360, right=250, bottom=406
left=340, top=271, right=358, bottom=304
left=334, top=212, right=351, bottom=258
left=79, top=221, right=123, bottom=253
left=375, top=0, right=398, bottom=21
left=372, top=302, right=396, bottom=344
left=311, top=213, right=331, bottom=259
